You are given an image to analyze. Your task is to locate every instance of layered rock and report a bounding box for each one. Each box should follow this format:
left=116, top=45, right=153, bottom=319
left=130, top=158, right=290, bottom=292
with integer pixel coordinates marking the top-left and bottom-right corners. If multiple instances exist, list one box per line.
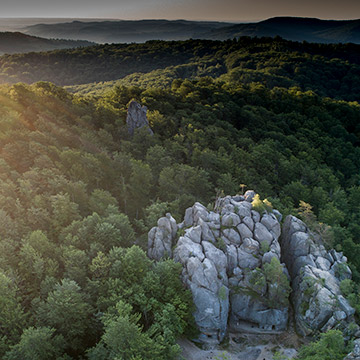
left=126, top=100, right=153, bottom=136
left=281, top=215, right=354, bottom=336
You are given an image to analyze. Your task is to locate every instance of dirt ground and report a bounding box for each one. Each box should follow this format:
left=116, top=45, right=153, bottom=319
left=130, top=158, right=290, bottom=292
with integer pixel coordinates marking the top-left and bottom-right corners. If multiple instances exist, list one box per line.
left=178, top=325, right=303, bottom=360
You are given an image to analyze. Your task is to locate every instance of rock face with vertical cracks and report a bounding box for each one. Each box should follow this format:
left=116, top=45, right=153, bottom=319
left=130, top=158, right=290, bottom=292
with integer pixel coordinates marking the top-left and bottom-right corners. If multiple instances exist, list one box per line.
left=281, top=215, right=354, bottom=336
left=148, top=193, right=355, bottom=343
left=148, top=192, right=288, bottom=343
left=126, top=100, right=153, bottom=136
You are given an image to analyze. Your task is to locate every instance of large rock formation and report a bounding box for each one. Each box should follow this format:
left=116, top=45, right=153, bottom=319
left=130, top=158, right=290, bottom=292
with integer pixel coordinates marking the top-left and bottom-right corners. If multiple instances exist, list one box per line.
left=148, top=213, right=177, bottom=261
left=126, top=100, right=153, bottom=136
left=281, top=215, right=354, bottom=336
left=148, top=192, right=289, bottom=343
left=148, top=192, right=355, bottom=343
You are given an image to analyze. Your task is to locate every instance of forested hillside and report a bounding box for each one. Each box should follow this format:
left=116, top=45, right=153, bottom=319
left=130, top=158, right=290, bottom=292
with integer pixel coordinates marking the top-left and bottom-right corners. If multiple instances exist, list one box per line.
left=0, top=37, right=359, bottom=359
left=0, top=37, right=360, bottom=101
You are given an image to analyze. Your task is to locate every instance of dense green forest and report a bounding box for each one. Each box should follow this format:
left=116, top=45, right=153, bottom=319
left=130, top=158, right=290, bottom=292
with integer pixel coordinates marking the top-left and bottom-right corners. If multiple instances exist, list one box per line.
left=0, top=38, right=359, bottom=359
left=0, top=37, right=360, bottom=101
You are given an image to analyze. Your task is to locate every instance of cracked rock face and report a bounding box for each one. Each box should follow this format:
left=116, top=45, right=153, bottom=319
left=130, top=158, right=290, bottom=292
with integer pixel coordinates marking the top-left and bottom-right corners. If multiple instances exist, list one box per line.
left=148, top=194, right=355, bottom=343
left=281, top=215, right=354, bottom=336
left=126, top=100, right=154, bottom=136
left=148, top=195, right=289, bottom=343
left=148, top=213, right=177, bottom=261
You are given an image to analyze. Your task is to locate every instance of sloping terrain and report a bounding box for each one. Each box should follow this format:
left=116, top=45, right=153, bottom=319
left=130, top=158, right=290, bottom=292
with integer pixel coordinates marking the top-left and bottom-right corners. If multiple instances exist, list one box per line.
left=0, top=37, right=360, bottom=102
left=21, top=17, right=360, bottom=44
left=0, top=31, right=94, bottom=55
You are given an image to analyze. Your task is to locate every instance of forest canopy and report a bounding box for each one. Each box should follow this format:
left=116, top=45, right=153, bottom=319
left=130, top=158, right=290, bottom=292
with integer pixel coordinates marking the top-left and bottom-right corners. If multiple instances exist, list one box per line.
left=0, top=37, right=359, bottom=358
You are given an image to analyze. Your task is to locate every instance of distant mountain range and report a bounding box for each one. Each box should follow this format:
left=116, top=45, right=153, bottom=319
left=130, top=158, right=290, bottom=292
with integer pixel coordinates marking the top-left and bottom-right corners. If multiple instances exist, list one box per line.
left=22, top=17, right=360, bottom=44
left=23, top=20, right=233, bottom=43
left=0, top=32, right=94, bottom=55
left=205, top=17, right=360, bottom=44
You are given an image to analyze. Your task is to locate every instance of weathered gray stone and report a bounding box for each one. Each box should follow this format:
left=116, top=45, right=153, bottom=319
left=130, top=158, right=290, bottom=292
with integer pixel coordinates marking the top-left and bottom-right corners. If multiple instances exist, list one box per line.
left=148, top=214, right=177, bottom=261
left=237, top=249, right=261, bottom=270
left=262, top=251, right=278, bottom=265
left=281, top=214, right=355, bottom=336
left=237, top=223, right=253, bottom=241
left=183, top=206, right=194, bottom=227
left=273, top=209, right=283, bottom=222
left=251, top=210, right=261, bottom=223
left=226, top=245, right=238, bottom=272
left=240, top=238, right=260, bottom=255
left=149, top=195, right=355, bottom=344
left=311, top=267, right=340, bottom=294
left=230, top=293, right=288, bottom=331
left=222, top=228, right=241, bottom=245
left=242, top=215, right=254, bottom=231
left=291, top=255, right=316, bottom=277
left=185, top=225, right=202, bottom=244
left=174, top=236, right=204, bottom=263
left=244, top=190, right=256, bottom=202
left=270, top=239, right=281, bottom=257
left=315, top=256, right=331, bottom=271
left=209, top=212, right=220, bottom=224
left=193, top=203, right=209, bottom=223
left=222, top=213, right=241, bottom=227
left=338, top=295, right=356, bottom=317
left=261, top=213, right=281, bottom=239
left=237, top=203, right=252, bottom=218
left=254, top=222, right=273, bottom=245
left=199, top=218, right=215, bottom=242
left=203, top=241, right=228, bottom=282
left=126, top=100, right=153, bottom=136
left=190, top=283, right=229, bottom=342
left=334, top=310, right=347, bottom=321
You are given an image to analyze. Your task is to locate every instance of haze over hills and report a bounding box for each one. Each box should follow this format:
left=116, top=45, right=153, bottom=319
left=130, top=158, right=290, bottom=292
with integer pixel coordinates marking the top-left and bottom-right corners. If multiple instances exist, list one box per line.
left=206, top=17, right=360, bottom=44
left=21, top=17, right=360, bottom=44
left=0, top=32, right=94, bottom=55
left=23, top=19, right=234, bottom=43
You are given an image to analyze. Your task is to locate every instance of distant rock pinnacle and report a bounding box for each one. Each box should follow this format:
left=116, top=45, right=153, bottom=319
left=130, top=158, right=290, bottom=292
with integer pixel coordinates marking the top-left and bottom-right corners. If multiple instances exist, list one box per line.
left=126, top=100, right=154, bottom=136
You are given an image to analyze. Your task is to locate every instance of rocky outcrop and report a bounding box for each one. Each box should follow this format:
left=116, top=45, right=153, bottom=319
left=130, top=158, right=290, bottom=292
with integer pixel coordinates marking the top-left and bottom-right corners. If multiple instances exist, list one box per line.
left=148, top=213, right=177, bottom=261
left=126, top=100, right=153, bottom=136
left=148, top=192, right=355, bottom=344
left=281, top=215, right=354, bottom=336
left=149, top=192, right=289, bottom=343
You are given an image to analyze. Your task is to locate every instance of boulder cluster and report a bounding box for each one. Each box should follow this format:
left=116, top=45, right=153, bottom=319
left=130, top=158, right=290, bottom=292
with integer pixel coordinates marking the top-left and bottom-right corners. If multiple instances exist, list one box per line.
left=147, top=191, right=355, bottom=343
left=282, top=215, right=354, bottom=336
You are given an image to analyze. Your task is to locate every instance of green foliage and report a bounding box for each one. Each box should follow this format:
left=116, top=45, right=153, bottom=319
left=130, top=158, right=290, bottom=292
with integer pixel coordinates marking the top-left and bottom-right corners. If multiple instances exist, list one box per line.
left=297, top=330, right=348, bottom=360
left=4, top=327, right=66, bottom=360
left=251, top=194, right=273, bottom=214
left=218, top=286, right=227, bottom=301
left=0, top=36, right=358, bottom=358
left=35, top=279, right=92, bottom=353
left=246, top=258, right=291, bottom=308
left=0, top=272, right=26, bottom=355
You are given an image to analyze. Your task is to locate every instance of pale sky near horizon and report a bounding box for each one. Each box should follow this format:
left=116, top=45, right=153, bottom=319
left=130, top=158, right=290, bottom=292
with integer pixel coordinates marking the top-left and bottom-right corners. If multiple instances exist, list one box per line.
left=0, top=0, right=359, bottom=22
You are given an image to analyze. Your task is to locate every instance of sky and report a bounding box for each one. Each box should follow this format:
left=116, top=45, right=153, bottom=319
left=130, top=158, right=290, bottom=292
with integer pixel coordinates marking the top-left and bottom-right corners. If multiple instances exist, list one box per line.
left=0, top=0, right=359, bottom=22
